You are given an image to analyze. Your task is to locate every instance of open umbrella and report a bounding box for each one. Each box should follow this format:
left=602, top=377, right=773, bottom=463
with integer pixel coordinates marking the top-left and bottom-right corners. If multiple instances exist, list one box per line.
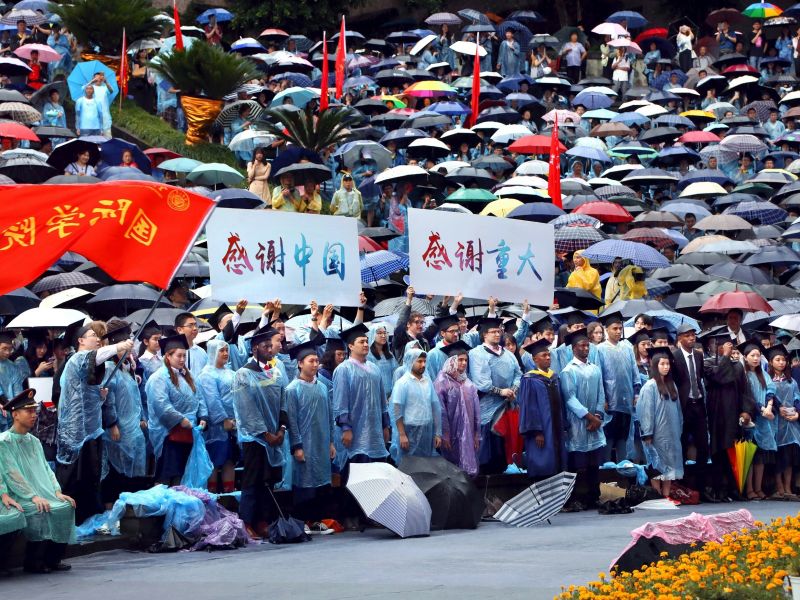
left=99, top=138, right=151, bottom=174
left=66, top=60, right=119, bottom=103
left=582, top=239, right=670, bottom=269
left=695, top=214, right=753, bottom=232
left=46, top=138, right=101, bottom=172
left=6, top=307, right=87, bottom=329
left=699, top=291, right=774, bottom=314
left=86, top=284, right=173, bottom=316
left=187, top=163, right=244, bottom=187
left=361, top=250, right=409, bottom=283
left=346, top=462, right=431, bottom=538
left=0, top=287, right=40, bottom=316
left=573, top=201, right=633, bottom=223
left=554, top=287, right=604, bottom=311
left=494, top=472, right=577, bottom=527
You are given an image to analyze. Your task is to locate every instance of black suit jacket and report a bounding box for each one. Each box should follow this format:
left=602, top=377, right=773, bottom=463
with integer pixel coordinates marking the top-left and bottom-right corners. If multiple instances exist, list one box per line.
left=671, top=347, right=705, bottom=410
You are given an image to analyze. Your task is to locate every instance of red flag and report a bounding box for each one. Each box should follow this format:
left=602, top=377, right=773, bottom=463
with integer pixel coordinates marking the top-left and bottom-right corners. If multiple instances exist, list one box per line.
left=468, top=35, right=481, bottom=127
left=0, top=182, right=214, bottom=295
left=173, top=0, right=184, bottom=51
left=334, top=16, right=346, bottom=100
left=320, top=32, right=329, bottom=111
left=548, top=114, right=562, bottom=208
left=119, top=28, right=128, bottom=99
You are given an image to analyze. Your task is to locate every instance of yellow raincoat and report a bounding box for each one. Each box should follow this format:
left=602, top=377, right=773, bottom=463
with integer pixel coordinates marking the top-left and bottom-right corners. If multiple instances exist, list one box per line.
left=566, top=250, right=602, bottom=299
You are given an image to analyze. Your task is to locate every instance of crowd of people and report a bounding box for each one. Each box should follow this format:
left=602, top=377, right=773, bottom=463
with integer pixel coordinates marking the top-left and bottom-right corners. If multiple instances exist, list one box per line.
left=3, top=0, right=800, bottom=578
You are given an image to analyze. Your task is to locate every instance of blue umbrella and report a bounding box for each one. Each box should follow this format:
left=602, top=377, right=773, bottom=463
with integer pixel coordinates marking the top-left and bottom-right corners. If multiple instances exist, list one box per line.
left=343, top=75, right=376, bottom=90
left=272, top=72, right=313, bottom=87
left=100, top=167, right=156, bottom=182
left=158, top=157, right=203, bottom=173
left=361, top=250, right=409, bottom=283
left=99, top=138, right=151, bottom=174
left=583, top=108, right=618, bottom=120
left=725, top=201, right=788, bottom=225
left=660, top=200, right=712, bottom=219
left=270, top=87, right=319, bottom=108
left=653, top=114, right=695, bottom=129
left=566, top=146, right=611, bottom=162
left=573, top=91, right=612, bottom=110
left=497, top=75, right=536, bottom=92
left=197, top=8, right=232, bottom=24
left=677, top=169, right=733, bottom=190
left=713, top=192, right=763, bottom=210
left=230, top=38, right=265, bottom=53
left=428, top=101, right=470, bottom=116
left=606, top=10, right=648, bottom=29
left=496, top=20, right=532, bottom=50
left=645, top=278, right=673, bottom=298
left=611, top=112, right=649, bottom=126
left=653, top=146, right=702, bottom=168
left=623, top=310, right=699, bottom=336
left=66, top=60, right=119, bottom=102
left=581, top=239, right=670, bottom=268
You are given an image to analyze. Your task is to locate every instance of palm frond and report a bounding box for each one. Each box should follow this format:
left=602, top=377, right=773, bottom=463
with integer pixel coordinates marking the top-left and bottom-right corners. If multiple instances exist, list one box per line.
left=262, top=107, right=357, bottom=152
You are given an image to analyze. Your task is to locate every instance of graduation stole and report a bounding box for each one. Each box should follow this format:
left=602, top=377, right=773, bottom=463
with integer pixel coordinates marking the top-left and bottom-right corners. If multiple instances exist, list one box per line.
left=527, top=368, right=554, bottom=379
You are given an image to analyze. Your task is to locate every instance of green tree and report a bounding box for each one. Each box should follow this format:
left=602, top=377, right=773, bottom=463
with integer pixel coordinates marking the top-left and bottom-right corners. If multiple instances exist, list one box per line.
left=50, top=0, right=161, bottom=55
left=227, top=0, right=365, bottom=37
left=261, top=107, right=356, bottom=153
left=149, top=42, right=260, bottom=100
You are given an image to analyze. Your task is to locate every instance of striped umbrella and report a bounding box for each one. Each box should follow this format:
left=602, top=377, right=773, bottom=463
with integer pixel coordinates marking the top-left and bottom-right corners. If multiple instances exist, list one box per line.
left=581, top=239, right=670, bottom=268
left=360, top=250, right=409, bottom=283
left=554, top=225, right=607, bottom=253
left=494, top=472, right=576, bottom=527
left=550, top=214, right=602, bottom=229
left=725, top=201, right=788, bottom=225
left=622, top=227, right=676, bottom=248
left=346, top=462, right=431, bottom=538
left=425, top=12, right=462, bottom=25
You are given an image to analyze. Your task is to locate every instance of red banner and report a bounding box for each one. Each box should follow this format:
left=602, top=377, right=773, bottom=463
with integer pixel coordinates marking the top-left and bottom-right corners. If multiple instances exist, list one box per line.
left=120, top=28, right=128, bottom=98
left=0, top=182, right=215, bottom=295
left=334, top=17, right=346, bottom=100
left=320, top=32, right=329, bottom=111
left=173, top=0, right=184, bottom=51
left=548, top=114, right=562, bottom=208
left=469, top=35, right=481, bottom=127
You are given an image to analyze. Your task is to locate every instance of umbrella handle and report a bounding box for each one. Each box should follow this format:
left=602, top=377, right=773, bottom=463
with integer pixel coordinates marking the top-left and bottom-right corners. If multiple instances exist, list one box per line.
left=267, top=486, right=286, bottom=520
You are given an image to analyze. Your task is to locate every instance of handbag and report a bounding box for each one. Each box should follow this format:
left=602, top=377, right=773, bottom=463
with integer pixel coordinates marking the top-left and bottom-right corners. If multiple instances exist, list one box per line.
left=168, top=424, right=194, bottom=444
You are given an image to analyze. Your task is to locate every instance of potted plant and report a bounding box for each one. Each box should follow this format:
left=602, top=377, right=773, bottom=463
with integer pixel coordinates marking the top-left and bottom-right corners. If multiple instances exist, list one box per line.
left=149, top=42, right=260, bottom=145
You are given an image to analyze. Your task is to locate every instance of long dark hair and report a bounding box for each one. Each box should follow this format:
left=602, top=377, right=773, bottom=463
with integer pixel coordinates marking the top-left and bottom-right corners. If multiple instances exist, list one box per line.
left=320, top=348, right=339, bottom=373
left=745, top=358, right=767, bottom=389
left=649, top=356, right=677, bottom=399
left=164, top=351, right=196, bottom=393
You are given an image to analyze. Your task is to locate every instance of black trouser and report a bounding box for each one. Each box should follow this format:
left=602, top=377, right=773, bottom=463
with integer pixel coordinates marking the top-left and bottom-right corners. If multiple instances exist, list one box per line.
left=568, top=449, right=602, bottom=507
left=678, top=49, right=692, bottom=73
left=56, top=438, right=102, bottom=524
left=24, top=541, right=67, bottom=570
left=681, top=400, right=709, bottom=486
left=292, top=485, right=332, bottom=522
left=239, top=442, right=281, bottom=528
left=709, top=450, right=737, bottom=498
left=566, top=65, right=581, bottom=84
left=0, top=531, right=19, bottom=564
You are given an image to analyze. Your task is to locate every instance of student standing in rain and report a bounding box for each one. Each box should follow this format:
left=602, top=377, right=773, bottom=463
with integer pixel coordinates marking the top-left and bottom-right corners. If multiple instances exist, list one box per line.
left=174, top=312, right=208, bottom=380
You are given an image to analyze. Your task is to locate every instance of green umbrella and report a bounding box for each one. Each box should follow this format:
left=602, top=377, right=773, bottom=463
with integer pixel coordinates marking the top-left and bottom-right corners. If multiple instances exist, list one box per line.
left=186, top=162, right=243, bottom=187
left=445, top=188, right=497, bottom=203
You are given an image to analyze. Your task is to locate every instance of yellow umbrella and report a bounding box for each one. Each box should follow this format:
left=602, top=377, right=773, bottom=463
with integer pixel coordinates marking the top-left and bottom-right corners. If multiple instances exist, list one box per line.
left=479, top=198, right=523, bottom=217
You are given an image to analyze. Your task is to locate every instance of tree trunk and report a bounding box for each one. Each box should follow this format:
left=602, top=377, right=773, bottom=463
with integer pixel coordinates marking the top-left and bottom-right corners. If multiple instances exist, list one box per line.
left=554, top=0, right=572, bottom=28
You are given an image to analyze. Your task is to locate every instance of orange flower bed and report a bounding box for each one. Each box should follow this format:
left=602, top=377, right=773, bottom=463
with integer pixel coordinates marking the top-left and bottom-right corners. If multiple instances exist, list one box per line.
left=557, top=514, right=800, bottom=600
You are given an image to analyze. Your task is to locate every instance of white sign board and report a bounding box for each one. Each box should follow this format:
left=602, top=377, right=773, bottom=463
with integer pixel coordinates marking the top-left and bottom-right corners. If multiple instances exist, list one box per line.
left=407, top=208, right=555, bottom=305
left=207, top=208, right=361, bottom=306
left=28, top=377, right=53, bottom=404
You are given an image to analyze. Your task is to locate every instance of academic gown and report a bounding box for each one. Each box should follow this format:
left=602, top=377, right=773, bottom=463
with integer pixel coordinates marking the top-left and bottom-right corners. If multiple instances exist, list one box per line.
left=102, top=361, right=147, bottom=478
left=233, top=359, right=287, bottom=468
left=0, top=359, right=23, bottom=432
left=332, top=358, right=389, bottom=461
left=559, top=359, right=607, bottom=453
left=774, top=375, right=800, bottom=448
left=703, top=357, right=755, bottom=455
left=286, top=378, right=334, bottom=489
left=57, top=350, right=117, bottom=465
left=636, top=380, right=684, bottom=480
left=390, top=369, right=442, bottom=464
left=518, top=369, right=568, bottom=478
left=144, top=366, right=203, bottom=461
left=0, top=431, right=75, bottom=544
left=434, top=368, right=481, bottom=476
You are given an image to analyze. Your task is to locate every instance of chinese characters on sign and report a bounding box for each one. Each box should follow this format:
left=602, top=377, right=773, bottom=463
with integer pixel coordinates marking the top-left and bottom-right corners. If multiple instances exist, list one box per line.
left=208, top=208, right=361, bottom=306
left=408, top=208, right=554, bottom=305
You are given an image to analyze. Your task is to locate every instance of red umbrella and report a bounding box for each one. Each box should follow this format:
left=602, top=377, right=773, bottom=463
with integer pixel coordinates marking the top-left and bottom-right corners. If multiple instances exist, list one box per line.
left=259, top=28, right=289, bottom=39
left=573, top=201, right=633, bottom=223
left=359, top=235, right=383, bottom=252
left=634, top=28, right=668, bottom=43
left=0, top=121, right=39, bottom=142
left=678, top=131, right=721, bottom=144
left=699, top=291, right=773, bottom=314
left=722, top=64, right=760, bottom=76
left=143, top=147, right=182, bottom=166
left=508, top=134, right=566, bottom=155
left=622, top=227, right=676, bottom=249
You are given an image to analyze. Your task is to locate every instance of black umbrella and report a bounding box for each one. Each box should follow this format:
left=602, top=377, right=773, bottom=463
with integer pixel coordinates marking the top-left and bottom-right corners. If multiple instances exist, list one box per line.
left=274, top=162, right=331, bottom=184
left=638, top=127, right=681, bottom=145
left=269, top=147, right=322, bottom=181
left=360, top=226, right=399, bottom=242
left=403, top=113, right=451, bottom=129
left=30, top=81, right=67, bottom=108
left=125, top=307, right=188, bottom=328
left=675, top=252, right=733, bottom=267
left=705, top=263, right=773, bottom=285
left=364, top=38, right=395, bottom=55
left=446, top=166, right=496, bottom=189
left=602, top=299, right=670, bottom=318
left=46, top=174, right=102, bottom=184
left=554, top=287, right=604, bottom=310
left=398, top=456, right=484, bottom=530
left=0, top=89, right=29, bottom=103
left=86, top=284, right=173, bottom=316
left=31, top=272, right=102, bottom=294
left=46, top=138, right=101, bottom=172
left=354, top=98, right=390, bottom=115
left=374, top=69, right=415, bottom=88
left=385, top=31, right=420, bottom=45
left=664, top=292, right=708, bottom=311
left=33, top=125, right=76, bottom=139
left=0, top=287, right=39, bottom=316
left=0, top=157, right=57, bottom=183
left=379, top=127, right=427, bottom=148
left=211, top=188, right=265, bottom=209
left=476, top=106, right=521, bottom=124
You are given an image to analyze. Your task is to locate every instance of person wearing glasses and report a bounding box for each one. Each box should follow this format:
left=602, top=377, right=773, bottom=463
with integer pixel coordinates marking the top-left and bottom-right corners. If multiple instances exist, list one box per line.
left=174, top=312, right=208, bottom=380
left=392, top=286, right=431, bottom=359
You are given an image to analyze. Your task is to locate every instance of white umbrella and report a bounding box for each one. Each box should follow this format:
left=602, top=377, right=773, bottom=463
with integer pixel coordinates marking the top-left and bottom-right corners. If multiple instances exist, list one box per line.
left=602, top=164, right=643, bottom=180
left=587, top=176, right=618, bottom=187
left=581, top=85, right=618, bottom=97
left=490, top=124, right=533, bottom=144
left=410, top=34, right=437, bottom=56
left=780, top=90, right=800, bottom=105
left=494, top=471, right=577, bottom=527
left=498, top=175, right=548, bottom=189
left=470, top=120, right=504, bottom=133
left=431, top=160, right=470, bottom=174
left=770, top=314, right=800, bottom=331
left=591, top=22, right=628, bottom=37
left=374, top=164, right=428, bottom=185
left=408, top=137, right=450, bottom=152
left=39, top=288, right=93, bottom=309
left=7, top=307, right=88, bottom=329
left=495, top=186, right=549, bottom=200
left=434, top=203, right=472, bottom=213
left=450, top=40, right=487, bottom=57
left=228, top=130, right=277, bottom=152
left=346, top=462, right=431, bottom=538
left=669, top=87, right=700, bottom=96
left=515, top=160, right=549, bottom=176
left=680, top=181, right=728, bottom=198
left=636, top=103, right=667, bottom=117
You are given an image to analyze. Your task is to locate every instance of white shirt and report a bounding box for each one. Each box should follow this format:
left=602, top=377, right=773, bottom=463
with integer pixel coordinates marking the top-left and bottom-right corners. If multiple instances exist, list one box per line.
left=727, top=327, right=746, bottom=344
left=679, top=346, right=701, bottom=398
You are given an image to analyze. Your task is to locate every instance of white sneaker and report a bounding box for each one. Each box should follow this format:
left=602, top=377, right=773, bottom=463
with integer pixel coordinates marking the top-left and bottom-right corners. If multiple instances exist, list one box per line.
left=309, top=522, right=334, bottom=535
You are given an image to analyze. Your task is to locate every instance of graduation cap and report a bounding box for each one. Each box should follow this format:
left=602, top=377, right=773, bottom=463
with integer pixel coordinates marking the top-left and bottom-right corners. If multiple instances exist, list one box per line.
left=288, top=337, right=323, bottom=362
left=339, top=323, right=369, bottom=345
left=564, top=329, right=590, bottom=347
left=646, top=346, right=675, bottom=365
left=158, top=333, right=190, bottom=355
left=2, top=388, right=37, bottom=412
left=738, top=339, right=766, bottom=358
left=555, top=309, right=588, bottom=328
left=433, top=315, right=459, bottom=332
left=267, top=313, right=290, bottom=327
left=599, top=311, right=624, bottom=327
left=441, top=340, right=471, bottom=357
left=207, top=304, right=233, bottom=331
left=650, top=327, right=671, bottom=344
left=138, top=320, right=162, bottom=342
left=704, top=329, right=735, bottom=348
left=765, top=344, right=789, bottom=362
left=324, top=337, right=346, bottom=352
left=103, top=320, right=132, bottom=345
left=629, top=329, right=651, bottom=347
left=250, top=326, right=280, bottom=347
left=478, top=317, right=503, bottom=333
left=531, top=316, right=555, bottom=334
left=523, top=338, right=551, bottom=357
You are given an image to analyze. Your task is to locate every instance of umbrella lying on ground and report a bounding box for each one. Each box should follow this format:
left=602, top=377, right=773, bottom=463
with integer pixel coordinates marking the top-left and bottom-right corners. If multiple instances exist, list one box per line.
left=346, top=462, right=431, bottom=538
left=494, top=471, right=577, bottom=527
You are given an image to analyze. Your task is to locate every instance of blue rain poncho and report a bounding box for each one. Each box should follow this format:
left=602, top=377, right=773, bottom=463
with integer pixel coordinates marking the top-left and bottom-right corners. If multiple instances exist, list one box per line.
left=139, top=352, right=162, bottom=384
left=747, top=371, right=778, bottom=452
left=333, top=358, right=389, bottom=461
left=392, top=340, right=424, bottom=386
left=232, top=359, right=287, bottom=468
left=91, top=82, right=112, bottom=131
left=0, top=430, right=76, bottom=544
left=213, top=330, right=247, bottom=371
left=390, top=348, right=442, bottom=464
left=468, top=344, right=522, bottom=426
left=196, top=340, right=236, bottom=446
left=0, top=359, right=23, bottom=432
left=636, top=379, right=684, bottom=480
left=559, top=359, right=607, bottom=453
left=498, top=39, right=522, bottom=77
left=596, top=340, right=642, bottom=415
left=317, top=372, right=347, bottom=472
left=277, top=352, right=298, bottom=382
left=144, top=365, right=203, bottom=461
left=366, top=324, right=398, bottom=398
left=286, top=378, right=334, bottom=489
left=424, top=342, right=447, bottom=381
left=102, top=361, right=147, bottom=478
left=57, top=350, right=117, bottom=465
left=551, top=342, right=599, bottom=375
left=773, top=375, right=800, bottom=448
left=186, top=345, right=208, bottom=380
